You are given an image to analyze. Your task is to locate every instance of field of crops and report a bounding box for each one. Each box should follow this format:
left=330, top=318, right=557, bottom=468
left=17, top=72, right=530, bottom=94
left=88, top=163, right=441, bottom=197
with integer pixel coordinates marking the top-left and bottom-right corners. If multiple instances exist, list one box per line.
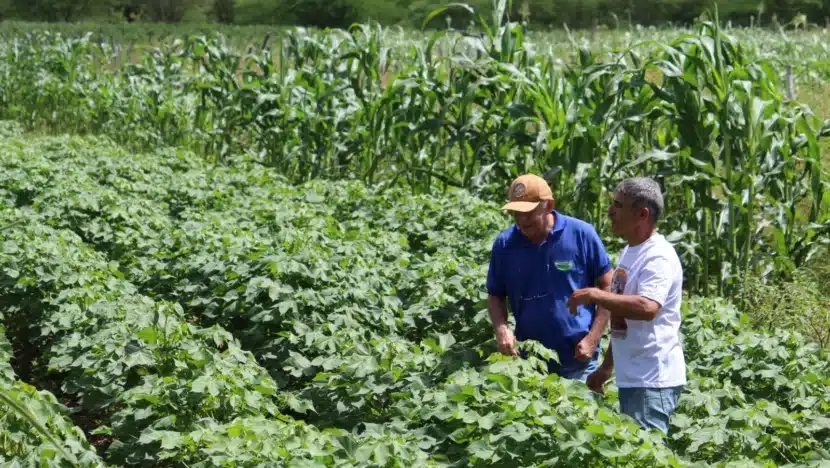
left=3, top=15, right=830, bottom=295
left=0, top=126, right=827, bottom=466
left=1, top=1, right=830, bottom=465
left=2, top=18, right=830, bottom=82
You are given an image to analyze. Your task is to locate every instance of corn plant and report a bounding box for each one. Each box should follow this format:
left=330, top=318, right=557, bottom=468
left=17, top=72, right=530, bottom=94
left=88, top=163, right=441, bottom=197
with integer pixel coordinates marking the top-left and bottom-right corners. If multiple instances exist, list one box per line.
left=0, top=1, right=826, bottom=297
left=640, top=8, right=828, bottom=295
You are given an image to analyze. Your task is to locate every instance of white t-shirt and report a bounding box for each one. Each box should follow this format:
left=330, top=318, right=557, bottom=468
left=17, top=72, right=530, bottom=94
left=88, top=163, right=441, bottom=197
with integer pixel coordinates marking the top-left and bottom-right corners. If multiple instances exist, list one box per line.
left=609, top=233, right=686, bottom=388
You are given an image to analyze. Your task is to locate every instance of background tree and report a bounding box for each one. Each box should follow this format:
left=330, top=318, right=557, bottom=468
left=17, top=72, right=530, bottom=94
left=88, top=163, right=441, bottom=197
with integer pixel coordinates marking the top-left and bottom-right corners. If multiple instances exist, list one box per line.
left=213, top=0, right=234, bottom=23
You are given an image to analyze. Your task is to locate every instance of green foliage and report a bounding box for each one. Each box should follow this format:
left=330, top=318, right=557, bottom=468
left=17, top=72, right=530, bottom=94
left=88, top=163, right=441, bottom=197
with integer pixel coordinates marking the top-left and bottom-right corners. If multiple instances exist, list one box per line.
left=0, top=3, right=827, bottom=464
left=0, top=379, right=105, bottom=466
left=0, top=214, right=300, bottom=464
left=0, top=308, right=104, bottom=466
left=139, top=0, right=212, bottom=22
left=738, top=261, right=830, bottom=348
left=394, top=352, right=682, bottom=466
left=3, top=0, right=105, bottom=21
left=675, top=297, right=830, bottom=463
left=0, top=131, right=828, bottom=466
left=0, top=12, right=827, bottom=299
left=212, top=0, right=234, bottom=23
left=3, top=0, right=830, bottom=27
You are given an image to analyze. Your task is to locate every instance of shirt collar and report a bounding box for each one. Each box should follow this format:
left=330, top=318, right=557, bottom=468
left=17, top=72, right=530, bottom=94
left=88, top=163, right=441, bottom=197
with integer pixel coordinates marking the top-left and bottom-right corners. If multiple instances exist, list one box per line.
left=515, top=209, right=566, bottom=247
left=540, top=210, right=566, bottom=245
left=551, top=210, right=567, bottom=234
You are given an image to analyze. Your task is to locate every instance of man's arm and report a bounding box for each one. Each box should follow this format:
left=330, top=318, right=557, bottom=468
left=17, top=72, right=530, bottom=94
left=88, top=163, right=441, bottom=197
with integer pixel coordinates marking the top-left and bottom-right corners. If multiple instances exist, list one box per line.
left=585, top=272, right=616, bottom=393
left=587, top=339, right=614, bottom=394
left=575, top=269, right=613, bottom=360
left=586, top=269, right=613, bottom=340
left=574, top=226, right=613, bottom=361
left=569, top=288, right=660, bottom=321
left=591, top=290, right=660, bottom=321
left=486, top=239, right=517, bottom=356
left=488, top=295, right=517, bottom=356
left=488, top=295, right=509, bottom=331
left=570, top=255, right=672, bottom=321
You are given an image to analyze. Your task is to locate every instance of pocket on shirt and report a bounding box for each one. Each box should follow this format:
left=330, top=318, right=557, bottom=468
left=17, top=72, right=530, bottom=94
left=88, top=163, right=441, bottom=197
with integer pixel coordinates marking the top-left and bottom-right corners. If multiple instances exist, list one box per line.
left=549, top=258, right=587, bottom=294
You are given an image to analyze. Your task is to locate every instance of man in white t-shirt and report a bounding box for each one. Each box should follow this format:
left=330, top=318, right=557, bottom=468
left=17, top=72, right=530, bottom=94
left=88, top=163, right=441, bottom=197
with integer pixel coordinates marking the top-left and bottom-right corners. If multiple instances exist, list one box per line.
left=566, top=177, right=686, bottom=436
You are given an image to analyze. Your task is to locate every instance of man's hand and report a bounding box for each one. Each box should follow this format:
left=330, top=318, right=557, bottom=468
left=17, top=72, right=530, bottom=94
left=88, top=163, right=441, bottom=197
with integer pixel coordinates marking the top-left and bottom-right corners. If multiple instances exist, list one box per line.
left=574, top=335, right=597, bottom=361
left=568, top=287, right=600, bottom=314
left=586, top=366, right=612, bottom=394
left=495, top=325, right=518, bottom=356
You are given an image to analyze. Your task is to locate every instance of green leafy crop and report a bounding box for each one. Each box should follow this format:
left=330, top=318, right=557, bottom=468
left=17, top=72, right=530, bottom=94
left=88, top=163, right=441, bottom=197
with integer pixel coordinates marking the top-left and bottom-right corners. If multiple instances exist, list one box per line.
left=0, top=132, right=827, bottom=466
left=0, top=7, right=828, bottom=299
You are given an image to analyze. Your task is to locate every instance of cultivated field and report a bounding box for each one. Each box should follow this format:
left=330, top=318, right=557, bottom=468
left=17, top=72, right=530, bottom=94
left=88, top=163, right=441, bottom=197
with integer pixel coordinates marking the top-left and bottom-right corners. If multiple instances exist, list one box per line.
left=0, top=5, right=829, bottom=467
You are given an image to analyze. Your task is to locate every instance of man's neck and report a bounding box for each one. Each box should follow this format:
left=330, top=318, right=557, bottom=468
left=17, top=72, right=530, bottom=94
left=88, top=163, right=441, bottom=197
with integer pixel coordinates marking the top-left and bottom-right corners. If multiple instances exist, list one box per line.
left=626, top=225, right=657, bottom=247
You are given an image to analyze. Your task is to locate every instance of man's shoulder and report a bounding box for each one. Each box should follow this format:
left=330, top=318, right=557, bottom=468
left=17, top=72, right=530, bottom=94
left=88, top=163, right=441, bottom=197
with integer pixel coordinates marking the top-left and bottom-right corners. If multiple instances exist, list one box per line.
left=641, top=234, right=683, bottom=275
left=650, top=234, right=682, bottom=262
left=622, top=235, right=680, bottom=266
left=492, top=225, right=520, bottom=250
left=555, top=211, right=595, bottom=232
left=558, top=212, right=600, bottom=237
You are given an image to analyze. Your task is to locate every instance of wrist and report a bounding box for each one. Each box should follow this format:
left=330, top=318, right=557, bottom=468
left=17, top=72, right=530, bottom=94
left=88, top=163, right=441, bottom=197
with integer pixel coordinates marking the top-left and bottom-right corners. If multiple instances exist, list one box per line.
left=584, top=331, right=600, bottom=344
left=591, top=289, right=608, bottom=306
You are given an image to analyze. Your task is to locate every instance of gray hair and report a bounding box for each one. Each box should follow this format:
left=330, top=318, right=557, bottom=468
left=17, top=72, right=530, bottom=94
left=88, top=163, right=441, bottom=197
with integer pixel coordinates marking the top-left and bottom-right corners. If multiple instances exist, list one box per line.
left=615, top=177, right=664, bottom=223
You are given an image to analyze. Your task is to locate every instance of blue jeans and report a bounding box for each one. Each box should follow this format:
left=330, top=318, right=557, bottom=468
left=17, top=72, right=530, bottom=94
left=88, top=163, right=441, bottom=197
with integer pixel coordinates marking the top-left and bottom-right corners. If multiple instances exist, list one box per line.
left=618, top=386, right=684, bottom=436
left=557, top=359, right=597, bottom=382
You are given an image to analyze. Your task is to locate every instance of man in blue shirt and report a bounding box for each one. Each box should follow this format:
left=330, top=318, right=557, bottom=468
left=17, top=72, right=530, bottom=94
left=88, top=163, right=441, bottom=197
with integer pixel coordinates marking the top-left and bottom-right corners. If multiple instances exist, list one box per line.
left=486, top=174, right=614, bottom=381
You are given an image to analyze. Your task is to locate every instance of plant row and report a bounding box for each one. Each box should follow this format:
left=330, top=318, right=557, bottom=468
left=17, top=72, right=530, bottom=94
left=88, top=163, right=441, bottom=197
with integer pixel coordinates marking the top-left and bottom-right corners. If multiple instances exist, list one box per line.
left=0, top=13, right=828, bottom=298
left=0, top=205, right=449, bottom=465
left=0, top=132, right=505, bottom=428
left=1, top=133, right=828, bottom=466
left=0, top=310, right=105, bottom=466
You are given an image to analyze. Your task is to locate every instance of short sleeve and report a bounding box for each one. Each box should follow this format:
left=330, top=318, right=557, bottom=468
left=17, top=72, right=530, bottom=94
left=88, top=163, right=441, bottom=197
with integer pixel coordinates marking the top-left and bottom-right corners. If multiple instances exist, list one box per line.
left=486, top=239, right=506, bottom=297
left=584, top=226, right=612, bottom=282
left=636, top=256, right=673, bottom=306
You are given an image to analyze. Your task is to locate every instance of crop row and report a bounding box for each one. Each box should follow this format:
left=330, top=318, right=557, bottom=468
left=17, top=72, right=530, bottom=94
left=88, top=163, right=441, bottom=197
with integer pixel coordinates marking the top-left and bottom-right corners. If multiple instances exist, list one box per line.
left=0, top=207, right=282, bottom=463
left=0, top=310, right=104, bottom=466
left=3, top=18, right=830, bottom=82
left=0, top=133, right=504, bottom=428
left=0, top=169, right=679, bottom=466
left=2, top=16, right=828, bottom=300
left=0, top=206, right=448, bottom=465
left=1, top=133, right=829, bottom=466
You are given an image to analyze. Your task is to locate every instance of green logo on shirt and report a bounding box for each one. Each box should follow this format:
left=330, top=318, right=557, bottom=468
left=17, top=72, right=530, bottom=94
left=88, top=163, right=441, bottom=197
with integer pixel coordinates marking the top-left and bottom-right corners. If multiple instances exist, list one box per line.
left=555, top=261, right=574, bottom=272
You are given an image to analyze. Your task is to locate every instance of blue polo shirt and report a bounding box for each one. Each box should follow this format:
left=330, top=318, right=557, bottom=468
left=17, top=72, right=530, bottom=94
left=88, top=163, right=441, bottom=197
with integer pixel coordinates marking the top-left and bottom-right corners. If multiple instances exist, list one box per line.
left=486, top=210, right=612, bottom=375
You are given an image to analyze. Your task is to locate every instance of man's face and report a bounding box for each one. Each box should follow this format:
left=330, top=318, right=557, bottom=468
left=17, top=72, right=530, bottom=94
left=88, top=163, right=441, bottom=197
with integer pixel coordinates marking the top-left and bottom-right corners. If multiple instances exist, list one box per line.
left=512, top=200, right=550, bottom=239
left=608, top=192, right=639, bottom=236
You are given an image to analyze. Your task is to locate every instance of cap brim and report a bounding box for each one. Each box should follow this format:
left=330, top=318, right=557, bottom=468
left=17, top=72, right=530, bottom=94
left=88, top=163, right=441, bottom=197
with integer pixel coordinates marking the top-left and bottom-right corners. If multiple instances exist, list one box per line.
left=502, top=201, right=540, bottom=212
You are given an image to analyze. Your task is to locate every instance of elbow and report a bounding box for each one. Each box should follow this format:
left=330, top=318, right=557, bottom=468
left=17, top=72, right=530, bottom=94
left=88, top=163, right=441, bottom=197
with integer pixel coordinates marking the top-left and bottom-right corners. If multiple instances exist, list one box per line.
left=639, top=298, right=660, bottom=321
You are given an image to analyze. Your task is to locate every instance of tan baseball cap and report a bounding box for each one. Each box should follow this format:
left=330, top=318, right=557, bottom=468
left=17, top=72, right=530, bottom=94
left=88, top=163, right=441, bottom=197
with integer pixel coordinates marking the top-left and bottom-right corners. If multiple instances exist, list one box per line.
left=502, top=174, right=554, bottom=212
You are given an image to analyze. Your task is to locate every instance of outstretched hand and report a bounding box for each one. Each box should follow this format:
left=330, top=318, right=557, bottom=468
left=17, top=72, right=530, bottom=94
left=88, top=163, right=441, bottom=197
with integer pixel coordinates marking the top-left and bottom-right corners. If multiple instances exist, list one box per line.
left=568, top=287, right=599, bottom=314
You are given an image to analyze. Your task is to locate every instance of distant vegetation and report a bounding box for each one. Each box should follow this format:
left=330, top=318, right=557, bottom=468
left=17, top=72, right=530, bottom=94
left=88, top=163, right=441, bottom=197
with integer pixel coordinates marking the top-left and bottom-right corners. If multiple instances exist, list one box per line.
left=0, top=0, right=829, bottom=29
